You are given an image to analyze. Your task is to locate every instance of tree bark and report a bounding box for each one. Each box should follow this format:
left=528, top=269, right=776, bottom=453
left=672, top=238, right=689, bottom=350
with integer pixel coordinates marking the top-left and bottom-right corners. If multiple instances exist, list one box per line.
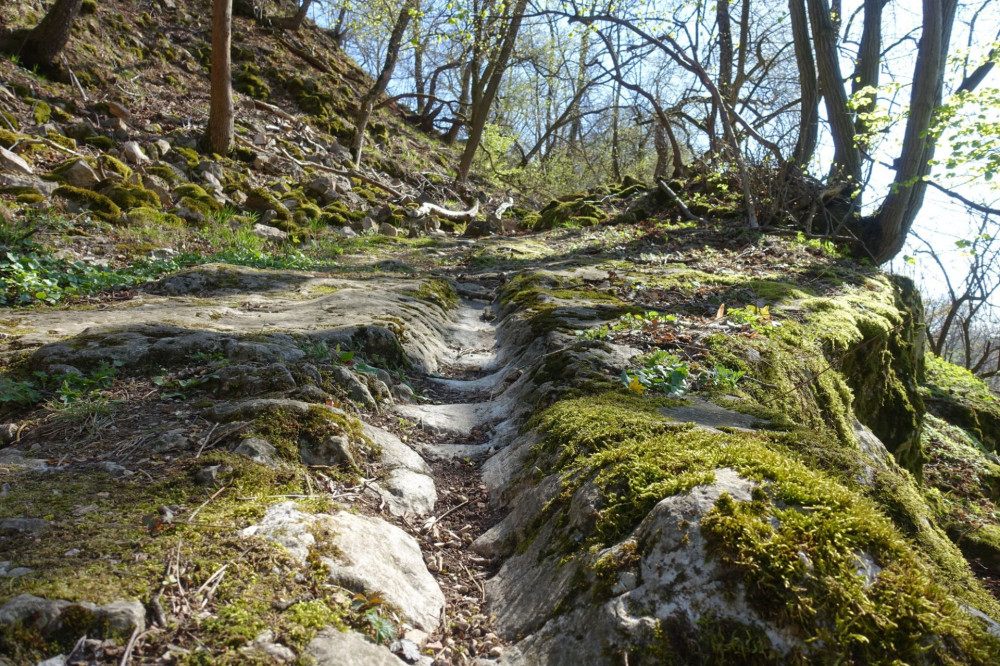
left=806, top=0, right=860, bottom=185
left=446, top=61, right=472, bottom=145
left=859, top=0, right=958, bottom=263
left=206, top=0, right=234, bottom=155
left=352, top=0, right=417, bottom=168
left=20, top=0, right=83, bottom=68
left=456, top=0, right=529, bottom=181
left=851, top=0, right=887, bottom=139
left=275, top=0, right=313, bottom=31
left=716, top=0, right=734, bottom=112
left=789, top=0, right=819, bottom=166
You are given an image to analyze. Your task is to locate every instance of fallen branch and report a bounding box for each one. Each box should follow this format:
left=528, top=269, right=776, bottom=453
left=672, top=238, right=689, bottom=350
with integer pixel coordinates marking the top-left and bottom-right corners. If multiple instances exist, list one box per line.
left=276, top=145, right=403, bottom=197
left=253, top=99, right=298, bottom=124
left=408, top=200, right=479, bottom=221
left=277, top=37, right=332, bottom=74
left=11, top=137, right=86, bottom=158
left=656, top=177, right=708, bottom=224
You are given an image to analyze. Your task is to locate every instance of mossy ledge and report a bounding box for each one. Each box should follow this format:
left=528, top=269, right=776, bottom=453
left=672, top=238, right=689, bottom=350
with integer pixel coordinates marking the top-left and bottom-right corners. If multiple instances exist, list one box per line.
left=487, top=269, right=1000, bottom=664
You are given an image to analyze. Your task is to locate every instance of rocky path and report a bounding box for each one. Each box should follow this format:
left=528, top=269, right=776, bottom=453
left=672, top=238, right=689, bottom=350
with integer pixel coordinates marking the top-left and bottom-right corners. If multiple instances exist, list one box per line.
left=393, top=298, right=509, bottom=663
left=5, top=260, right=1000, bottom=665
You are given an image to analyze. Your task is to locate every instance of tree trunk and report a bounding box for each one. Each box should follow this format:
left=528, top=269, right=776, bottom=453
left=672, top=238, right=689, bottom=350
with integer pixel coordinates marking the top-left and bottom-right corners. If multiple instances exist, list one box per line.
left=352, top=0, right=417, bottom=168
left=276, top=0, right=313, bottom=31
left=716, top=0, right=734, bottom=112
left=806, top=0, right=860, bottom=185
left=456, top=0, right=529, bottom=181
left=446, top=61, right=472, bottom=145
left=413, top=1, right=426, bottom=114
left=789, top=0, right=819, bottom=166
left=206, top=0, right=234, bottom=155
left=851, top=0, right=887, bottom=139
left=20, top=0, right=83, bottom=68
left=332, top=7, right=348, bottom=47
left=858, top=0, right=958, bottom=263
left=610, top=80, right=622, bottom=182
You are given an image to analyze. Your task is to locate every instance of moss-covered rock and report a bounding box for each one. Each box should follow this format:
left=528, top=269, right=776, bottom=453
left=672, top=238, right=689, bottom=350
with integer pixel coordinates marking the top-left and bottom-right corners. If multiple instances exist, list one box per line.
left=82, top=135, right=115, bottom=150
left=922, top=353, right=1000, bottom=451
left=172, top=183, right=220, bottom=211
left=103, top=184, right=161, bottom=210
left=535, top=195, right=609, bottom=230
left=52, top=185, right=121, bottom=222
left=97, top=154, right=133, bottom=180
left=28, top=99, right=51, bottom=124
left=246, top=187, right=291, bottom=223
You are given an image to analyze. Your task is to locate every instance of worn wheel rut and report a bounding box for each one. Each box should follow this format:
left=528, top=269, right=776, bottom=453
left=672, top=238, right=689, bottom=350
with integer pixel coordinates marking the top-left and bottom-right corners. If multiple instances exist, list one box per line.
left=382, top=295, right=510, bottom=664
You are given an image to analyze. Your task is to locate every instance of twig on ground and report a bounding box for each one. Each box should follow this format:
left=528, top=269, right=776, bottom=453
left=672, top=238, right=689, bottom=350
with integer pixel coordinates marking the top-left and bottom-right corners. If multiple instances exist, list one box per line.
left=188, top=483, right=229, bottom=522
left=195, top=423, right=220, bottom=458
left=119, top=626, right=143, bottom=666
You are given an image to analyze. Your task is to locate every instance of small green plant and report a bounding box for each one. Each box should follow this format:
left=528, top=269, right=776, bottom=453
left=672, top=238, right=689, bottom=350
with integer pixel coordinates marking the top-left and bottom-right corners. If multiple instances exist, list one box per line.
left=364, top=610, right=395, bottom=645
left=621, top=351, right=746, bottom=396
left=575, top=325, right=610, bottom=341
left=300, top=340, right=354, bottom=365
left=700, top=365, right=747, bottom=391
left=151, top=372, right=217, bottom=400
left=350, top=593, right=396, bottom=645
left=0, top=376, right=43, bottom=406
left=614, top=310, right=677, bottom=331
left=52, top=361, right=120, bottom=406
left=621, top=351, right=691, bottom=396
left=726, top=304, right=772, bottom=331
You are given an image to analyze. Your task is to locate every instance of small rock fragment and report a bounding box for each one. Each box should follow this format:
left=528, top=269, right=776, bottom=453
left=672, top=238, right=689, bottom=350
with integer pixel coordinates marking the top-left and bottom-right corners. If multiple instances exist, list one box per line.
left=234, top=437, right=278, bottom=465
left=0, top=147, right=33, bottom=176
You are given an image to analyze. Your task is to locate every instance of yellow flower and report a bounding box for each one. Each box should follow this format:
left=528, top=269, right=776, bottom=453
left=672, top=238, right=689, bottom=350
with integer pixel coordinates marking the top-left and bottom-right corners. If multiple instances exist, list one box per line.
left=628, top=376, right=646, bottom=393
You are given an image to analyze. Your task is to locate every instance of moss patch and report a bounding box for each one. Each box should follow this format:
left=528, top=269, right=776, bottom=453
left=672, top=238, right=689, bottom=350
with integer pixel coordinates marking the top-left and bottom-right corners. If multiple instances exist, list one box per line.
left=53, top=186, right=121, bottom=222
left=922, top=354, right=1000, bottom=451
left=401, top=278, right=458, bottom=311
left=527, top=387, right=1000, bottom=663
left=104, top=184, right=162, bottom=211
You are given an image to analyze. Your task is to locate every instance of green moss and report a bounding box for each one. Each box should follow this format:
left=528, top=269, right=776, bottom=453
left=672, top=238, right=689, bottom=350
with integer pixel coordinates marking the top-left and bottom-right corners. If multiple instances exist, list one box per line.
left=0, top=111, right=17, bottom=131
left=45, top=131, right=76, bottom=151
left=126, top=206, right=183, bottom=227
left=703, top=484, right=1000, bottom=664
left=174, top=146, right=201, bottom=169
left=0, top=449, right=366, bottom=663
left=83, top=135, right=115, bottom=150
left=535, top=196, right=608, bottom=230
left=922, top=353, right=1000, bottom=451
left=0, top=186, right=43, bottom=197
left=44, top=156, right=95, bottom=182
left=15, top=192, right=44, bottom=204
left=0, top=128, right=21, bottom=148
left=53, top=186, right=121, bottom=222
left=292, top=201, right=323, bottom=223
left=173, top=183, right=212, bottom=202
left=247, top=188, right=291, bottom=222
left=923, top=414, right=1000, bottom=571
left=234, top=68, right=269, bottom=101
left=146, top=165, right=181, bottom=184
left=80, top=0, right=97, bottom=14
left=402, top=278, right=458, bottom=311
left=104, top=184, right=161, bottom=211
left=527, top=387, right=1000, bottom=663
left=633, top=613, right=784, bottom=665
left=30, top=99, right=51, bottom=124
left=176, top=196, right=213, bottom=221
left=98, top=154, right=133, bottom=180
left=247, top=404, right=371, bottom=466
